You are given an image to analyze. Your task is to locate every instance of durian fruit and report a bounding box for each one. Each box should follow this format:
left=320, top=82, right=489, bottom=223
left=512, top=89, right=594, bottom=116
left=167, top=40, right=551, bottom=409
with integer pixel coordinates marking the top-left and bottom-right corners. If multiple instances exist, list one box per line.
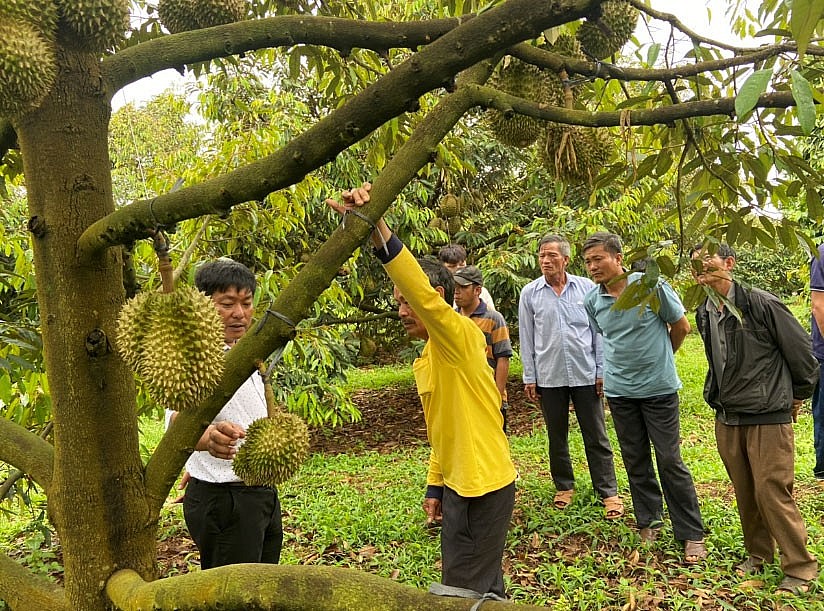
left=232, top=365, right=310, bottom=487
left=485, top=57, right=551, bottom=148
left=438, top=193, right=461, bottom=219
left=232, top=412, right=310, bottom=486
left=158, top=0, right=199, bottom=33
left=57, top=0, right=130, bottom=52
left=540, top=123, right=612, bottom=185
left=0, top=0, right=60, bottom=37
left=576, top=1, right=639, bottom=60
left=428, top=217, right=447, bottom=231
left=116, top=285, right=225, bottom=411
left=447, top=216, right=462, bottom=234
left=0, top=20, right=58, bottom=118
left=197, top=0, right=248, bottom=28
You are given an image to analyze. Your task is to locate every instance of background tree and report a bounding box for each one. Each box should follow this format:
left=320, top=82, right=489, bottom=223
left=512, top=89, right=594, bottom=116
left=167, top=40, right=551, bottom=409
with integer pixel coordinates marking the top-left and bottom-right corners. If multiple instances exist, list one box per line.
left=2, top=0, right=824, bottom=608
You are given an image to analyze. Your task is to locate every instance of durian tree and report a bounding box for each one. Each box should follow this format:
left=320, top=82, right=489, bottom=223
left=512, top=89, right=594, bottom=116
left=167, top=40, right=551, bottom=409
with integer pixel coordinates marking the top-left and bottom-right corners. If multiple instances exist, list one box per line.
left=2, top=0, right=824, bottom=609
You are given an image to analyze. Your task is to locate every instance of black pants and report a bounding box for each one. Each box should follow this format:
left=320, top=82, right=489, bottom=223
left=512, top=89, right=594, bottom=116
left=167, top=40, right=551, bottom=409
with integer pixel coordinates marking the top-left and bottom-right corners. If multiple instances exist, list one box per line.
left=441, top=481, right=515, bottom=597
left=183, top=477, right=283, bottom=569
left=538, top=385, right=618, bottom=498
left=608, top=393, right=704, bottom=541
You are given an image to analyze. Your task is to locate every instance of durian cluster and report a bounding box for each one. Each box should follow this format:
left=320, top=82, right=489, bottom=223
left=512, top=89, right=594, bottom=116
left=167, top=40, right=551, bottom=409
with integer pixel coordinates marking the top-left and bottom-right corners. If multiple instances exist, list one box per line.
left=576, top=0, right=639, bottom=60
left=233, top=412, right=310, bottom=487
left=485, top=57, right=552, bottom=149
left=158, top=0, right=248, bottom=34
left=116, top=285, right=226, bottom=411
left=0, top=0, right=130, bottom=118
left=540, top=123, right=613, bottom=186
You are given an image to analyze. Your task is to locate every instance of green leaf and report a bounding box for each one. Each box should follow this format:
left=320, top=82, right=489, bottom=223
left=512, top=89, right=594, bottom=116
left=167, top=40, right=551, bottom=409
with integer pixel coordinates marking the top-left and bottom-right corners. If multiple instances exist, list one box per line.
left=791, top=70, right=816, bottom=135
left=647, top=43, right=660, bottom=66
left=735, top=69, right=772, bottom=118
left=790, top=0, right=824, bottom=56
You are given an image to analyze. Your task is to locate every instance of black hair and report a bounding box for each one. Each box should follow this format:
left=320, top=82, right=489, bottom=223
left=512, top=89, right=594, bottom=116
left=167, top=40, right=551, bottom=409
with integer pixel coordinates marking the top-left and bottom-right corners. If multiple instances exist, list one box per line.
left=418, top=257, right=454, bottom=305
left=437, top=243, right=467, bottom=265
left=689, top=242, right=736, bottom=259
left=582, top=232, right=623, bottom=256
left=194, top=257, right=256, bottom=296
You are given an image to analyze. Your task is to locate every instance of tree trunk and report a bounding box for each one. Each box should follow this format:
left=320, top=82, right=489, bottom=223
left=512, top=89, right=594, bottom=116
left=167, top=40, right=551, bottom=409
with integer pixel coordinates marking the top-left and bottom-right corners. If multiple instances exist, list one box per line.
left=14, top=44, right=157, bottom=611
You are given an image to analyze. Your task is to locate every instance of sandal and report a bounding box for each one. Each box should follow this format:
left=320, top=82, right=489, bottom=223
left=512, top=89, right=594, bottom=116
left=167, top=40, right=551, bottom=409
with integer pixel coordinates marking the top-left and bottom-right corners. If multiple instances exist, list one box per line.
left=553, top=489, right=574, bottom=510
left=603, top=495, right=624, bottom=520
left=735, top=557, right=763, bottom=576
left=777, top=576, right=811, bottom=595
left=684, top=539, right=708, bottom=565
left=639, top=519, right=663, bottom=545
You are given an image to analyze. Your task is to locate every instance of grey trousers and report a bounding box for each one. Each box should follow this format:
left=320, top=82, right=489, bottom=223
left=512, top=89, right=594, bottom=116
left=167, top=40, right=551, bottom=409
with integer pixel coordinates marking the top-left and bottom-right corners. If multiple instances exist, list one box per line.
left=608, top=393, right=705, bottom=541
left=538, top=385, right=618, bottom=498
left=715, top=421, right=818, bottom=580
left=441, top=481, right=515, bottom=598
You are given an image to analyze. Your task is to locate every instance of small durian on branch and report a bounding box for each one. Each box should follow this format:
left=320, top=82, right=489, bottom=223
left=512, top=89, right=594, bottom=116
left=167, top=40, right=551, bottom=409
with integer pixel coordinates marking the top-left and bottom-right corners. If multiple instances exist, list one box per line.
left=232, top=363, right=310, bottom=487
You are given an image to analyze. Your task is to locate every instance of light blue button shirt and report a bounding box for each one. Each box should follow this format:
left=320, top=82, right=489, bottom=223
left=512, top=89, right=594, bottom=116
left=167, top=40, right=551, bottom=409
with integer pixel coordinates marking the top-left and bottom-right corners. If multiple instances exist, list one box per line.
left=519, top=273, right=602, bottom=388
left=584, top=273, right=684, bottom=398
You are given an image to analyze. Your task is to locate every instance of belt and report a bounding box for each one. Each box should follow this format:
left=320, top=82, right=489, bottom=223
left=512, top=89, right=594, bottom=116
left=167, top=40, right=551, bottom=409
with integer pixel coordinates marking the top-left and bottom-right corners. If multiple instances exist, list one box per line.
left=190, top=477, right=273, bottom=490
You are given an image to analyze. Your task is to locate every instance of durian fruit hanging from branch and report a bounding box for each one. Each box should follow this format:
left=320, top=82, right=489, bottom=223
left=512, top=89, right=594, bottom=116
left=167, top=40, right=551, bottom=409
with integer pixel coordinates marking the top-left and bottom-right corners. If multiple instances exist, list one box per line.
left=158, top=0, right=248, bottom=34
left=540, top=122, right=612, bottom=186
left=576, top=0, right=639, bottom=60
left=56, top=0, right=131, bottom=52
left=485, top=57, right=552, bottom=148
left=437, top=193, right=461, bottom=219
left=115, top=231, right=226, bottom=411
left=0, top=19, right=58, bottom=118
left=1, top=0, right=60, bottom=36
left=232, top=363, right=310, bottom=487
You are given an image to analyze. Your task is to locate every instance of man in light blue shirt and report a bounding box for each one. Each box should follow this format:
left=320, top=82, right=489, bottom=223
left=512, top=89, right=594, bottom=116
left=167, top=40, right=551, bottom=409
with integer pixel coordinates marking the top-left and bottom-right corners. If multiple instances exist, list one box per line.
left=583, top=231, right=705, bottom=565
left=519, top=234, right=621, bottom=519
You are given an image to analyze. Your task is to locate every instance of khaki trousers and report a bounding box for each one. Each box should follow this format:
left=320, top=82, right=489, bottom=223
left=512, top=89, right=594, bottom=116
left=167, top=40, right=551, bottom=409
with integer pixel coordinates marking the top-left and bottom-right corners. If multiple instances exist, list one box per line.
left=715, top=421, right=818, bottom=580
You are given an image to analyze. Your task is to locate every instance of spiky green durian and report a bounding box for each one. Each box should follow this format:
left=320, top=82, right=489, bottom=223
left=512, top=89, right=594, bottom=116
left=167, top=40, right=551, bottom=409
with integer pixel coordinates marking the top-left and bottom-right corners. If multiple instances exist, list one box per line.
left=0, top=20, right=57, bottom=118
left=197, top=0, right=248, bottom=28
left=576, top=0, right=639, bottom=60
left=116, top=285, right=225, bottom=411
left=541, top=123, right=612, bottom=185
left=233, top=413, right=310, bottom=487
left=57, top=0, right=130, bottom=51
left=0, top=0, right=59, bottom=37
left=428, top=216, right=447, bottom=231
left=486, top=57, right=551, bottom=148
left=447, top=216, right=462, bottom=234
left=438, top=193, right=461, bottom=219
left=158, top=0, right=199, bottom=33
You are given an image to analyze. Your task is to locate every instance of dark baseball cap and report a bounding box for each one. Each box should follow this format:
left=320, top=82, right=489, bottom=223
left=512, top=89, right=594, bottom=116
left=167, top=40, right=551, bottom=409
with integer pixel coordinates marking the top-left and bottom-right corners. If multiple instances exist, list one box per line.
left=453, top=265, right=484, bottom=286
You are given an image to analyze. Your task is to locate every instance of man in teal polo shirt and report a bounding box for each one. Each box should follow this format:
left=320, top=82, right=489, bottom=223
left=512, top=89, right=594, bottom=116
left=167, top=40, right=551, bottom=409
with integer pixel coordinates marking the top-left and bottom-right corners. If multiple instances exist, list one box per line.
left=582, top=232, right=706, bottom=564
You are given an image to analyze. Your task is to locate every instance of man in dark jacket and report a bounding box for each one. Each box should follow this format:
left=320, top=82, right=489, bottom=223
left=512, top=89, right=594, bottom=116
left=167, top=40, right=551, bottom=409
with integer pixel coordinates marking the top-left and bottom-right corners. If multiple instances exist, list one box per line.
left=691, top=243, right=819, bottom=595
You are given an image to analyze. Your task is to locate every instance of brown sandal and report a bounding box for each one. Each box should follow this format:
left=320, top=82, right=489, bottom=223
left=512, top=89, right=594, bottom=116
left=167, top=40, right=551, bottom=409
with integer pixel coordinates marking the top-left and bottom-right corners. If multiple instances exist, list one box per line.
left=603, top=495, right=624, bottom=520
left=684, top=539, right=707, bottom=565
left=553, top=489, right=574, bottom=510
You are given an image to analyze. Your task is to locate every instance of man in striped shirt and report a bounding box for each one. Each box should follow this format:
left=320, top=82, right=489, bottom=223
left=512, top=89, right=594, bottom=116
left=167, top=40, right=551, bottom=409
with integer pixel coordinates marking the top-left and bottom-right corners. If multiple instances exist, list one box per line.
left=453, top=265, right=513, bottom=431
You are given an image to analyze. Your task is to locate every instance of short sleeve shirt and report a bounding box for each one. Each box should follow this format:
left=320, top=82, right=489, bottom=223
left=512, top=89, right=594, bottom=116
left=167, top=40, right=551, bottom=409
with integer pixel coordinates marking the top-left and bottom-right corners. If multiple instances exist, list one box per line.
left=584, top=273, right=685, bottom=398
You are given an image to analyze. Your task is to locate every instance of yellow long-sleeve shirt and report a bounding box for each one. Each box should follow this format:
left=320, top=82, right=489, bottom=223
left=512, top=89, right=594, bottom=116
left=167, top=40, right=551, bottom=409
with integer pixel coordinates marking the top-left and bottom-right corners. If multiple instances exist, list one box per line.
left=380, top=238, right=516, bottom=497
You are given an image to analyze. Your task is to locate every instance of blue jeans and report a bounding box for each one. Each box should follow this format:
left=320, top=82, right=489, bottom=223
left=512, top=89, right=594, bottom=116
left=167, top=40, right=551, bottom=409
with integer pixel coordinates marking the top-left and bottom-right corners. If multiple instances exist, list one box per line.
left=813, top=359, right=824, bottom=480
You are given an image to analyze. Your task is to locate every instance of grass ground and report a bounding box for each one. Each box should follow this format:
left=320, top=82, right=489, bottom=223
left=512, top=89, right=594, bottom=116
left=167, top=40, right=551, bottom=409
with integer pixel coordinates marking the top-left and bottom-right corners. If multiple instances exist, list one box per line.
left=2, top=331, right=824, bottom=610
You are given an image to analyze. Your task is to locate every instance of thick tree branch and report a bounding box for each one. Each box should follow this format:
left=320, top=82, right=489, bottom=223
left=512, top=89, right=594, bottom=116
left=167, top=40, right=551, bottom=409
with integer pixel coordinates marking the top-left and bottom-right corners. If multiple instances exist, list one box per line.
left=102, top=15, right=464, bottom=96
left=0, top=422, right=53, bottom=500
left=78, top=0, right=602, bottom=260
left=469, top=86, right=800, bottom=126
left=0, top=418, right=54, bottom=493
left=0, top=552, right=68, bottom=611
left=107, top=565, right=547, bottom=610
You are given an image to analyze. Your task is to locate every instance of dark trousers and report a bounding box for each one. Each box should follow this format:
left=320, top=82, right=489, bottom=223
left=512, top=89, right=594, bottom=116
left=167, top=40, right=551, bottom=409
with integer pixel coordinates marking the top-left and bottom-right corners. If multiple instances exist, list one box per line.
left=608, top=393, right=704, bottom=541
left=183, top=477, right=283, bottom=569
left=538, top=385, right=618, bottom=498
left=715, top=421, right=818, bottom=580
left=812, top=359, right=824, bottom=479
left=441, top=482, right=515, bottom=597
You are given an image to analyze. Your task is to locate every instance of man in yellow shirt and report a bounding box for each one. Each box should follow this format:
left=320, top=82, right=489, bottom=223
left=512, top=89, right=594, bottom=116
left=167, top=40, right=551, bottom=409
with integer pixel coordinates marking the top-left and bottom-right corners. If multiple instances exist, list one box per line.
left=328, top=184, right=517, bottom=599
